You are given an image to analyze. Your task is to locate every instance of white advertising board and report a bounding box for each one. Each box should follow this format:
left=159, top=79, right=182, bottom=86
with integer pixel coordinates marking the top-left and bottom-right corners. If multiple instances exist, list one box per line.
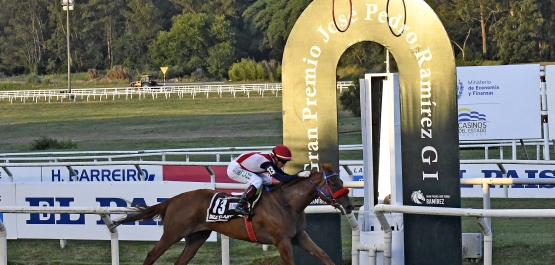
left=43, top=165, right=163, bottom=182
left=0, top=167, right=41, bottom=183
left=340, top=164, right=555, bottom=198
left=0, top=184, right=17, bottom=239
left=456, top=64, right=541, bottom=140
left=4, top=182, right=216, bottom=241
left=460, top=164, right=555, bottom=198
left=2, top=165, right=163, bottom=183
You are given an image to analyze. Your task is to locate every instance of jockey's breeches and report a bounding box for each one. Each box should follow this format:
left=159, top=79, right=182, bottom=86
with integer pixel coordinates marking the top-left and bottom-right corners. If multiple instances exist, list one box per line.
left=227, top=161, right=273, bottom=189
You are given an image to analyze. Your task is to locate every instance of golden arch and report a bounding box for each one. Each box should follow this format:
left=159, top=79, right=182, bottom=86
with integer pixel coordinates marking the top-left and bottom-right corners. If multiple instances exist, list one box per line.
left=282, top=0, right=456, bottom=169
left=281, top=0, right=461, bottom=263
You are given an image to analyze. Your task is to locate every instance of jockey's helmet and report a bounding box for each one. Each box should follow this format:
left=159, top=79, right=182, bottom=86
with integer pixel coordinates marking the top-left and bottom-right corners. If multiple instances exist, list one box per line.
left=272, top=144, right=292, bottom=162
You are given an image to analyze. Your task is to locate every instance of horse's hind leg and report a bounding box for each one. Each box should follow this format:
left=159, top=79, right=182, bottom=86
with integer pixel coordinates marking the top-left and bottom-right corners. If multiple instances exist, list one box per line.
left=174, top=230, right=212, bottom=265
left=292, top=231, right=334, bottom=265
left=143, top=232, right=183, bottom=265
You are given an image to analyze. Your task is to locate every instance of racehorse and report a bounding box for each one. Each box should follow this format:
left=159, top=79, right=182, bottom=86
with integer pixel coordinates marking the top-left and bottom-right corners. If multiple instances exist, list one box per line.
left=112, top=162, right=354, bottom=265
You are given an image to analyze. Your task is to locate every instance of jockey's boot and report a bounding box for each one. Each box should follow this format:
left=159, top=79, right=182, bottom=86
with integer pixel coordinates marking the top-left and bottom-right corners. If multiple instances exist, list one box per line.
left=235, top=185, right=257, bottom=216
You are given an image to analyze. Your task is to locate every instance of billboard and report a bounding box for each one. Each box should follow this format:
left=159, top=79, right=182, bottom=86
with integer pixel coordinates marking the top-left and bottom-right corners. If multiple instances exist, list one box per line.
left=0, top=182, right=217, bottom=241
left=457, top=64, right=541, bottom=140
left=339, top=164, right=555, bottom=198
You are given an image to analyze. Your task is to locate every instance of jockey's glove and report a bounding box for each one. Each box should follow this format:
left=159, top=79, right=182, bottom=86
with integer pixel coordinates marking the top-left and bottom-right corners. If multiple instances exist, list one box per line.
left=297, top=171, right=311, bottom=178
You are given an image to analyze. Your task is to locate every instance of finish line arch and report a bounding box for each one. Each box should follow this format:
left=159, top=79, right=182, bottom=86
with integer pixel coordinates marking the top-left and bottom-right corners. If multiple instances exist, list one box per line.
left=281, top=0, right=461, bottom=264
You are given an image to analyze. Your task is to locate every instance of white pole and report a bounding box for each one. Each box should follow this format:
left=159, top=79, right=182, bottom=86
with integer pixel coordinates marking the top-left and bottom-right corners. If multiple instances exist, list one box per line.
left=476, top=217, right=492, bottom=265
left=110, top=231, right=120, bottom=265
left=481, top=181, right=492, bottom=264
left=540, top=66, right=550, bottom=160
left=66, top=2, right=71, bottom=94
left=385, top=49, right=390, bottom=73
left=512, top=140, right=517, bottom=160
left=221, top=234, right=230, bottom=265
left=101, top=214, right=120, bottom=265
left=0, top=221, right=6, bottom=265
left=359, top=77, right=375, bottom=221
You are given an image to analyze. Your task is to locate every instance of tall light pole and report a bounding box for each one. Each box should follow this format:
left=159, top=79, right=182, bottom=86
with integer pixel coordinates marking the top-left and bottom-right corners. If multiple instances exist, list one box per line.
left=62, top=0, right=74, bottom=94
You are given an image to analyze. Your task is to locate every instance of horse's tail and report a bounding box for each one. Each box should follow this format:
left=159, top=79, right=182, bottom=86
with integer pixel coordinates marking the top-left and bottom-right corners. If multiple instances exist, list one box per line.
left=111, top=197, right=173, bottom=228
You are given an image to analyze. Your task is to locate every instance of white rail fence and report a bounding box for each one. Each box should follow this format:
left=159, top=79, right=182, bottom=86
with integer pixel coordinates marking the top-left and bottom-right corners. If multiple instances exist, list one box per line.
left=1, top=176, right=554, bottom=265
left=2, top=147, right=555, bottom=264
left=373, top=191, right=555, bottom=265
left=0, top=82, right=354, bottom=103
left=2, top=142, right=554, bottom=183
left=0, top=183, right=359, bottom=265
left=1, top=138, right=553, bottom=163
left=460, top=139, right=555, bottom=160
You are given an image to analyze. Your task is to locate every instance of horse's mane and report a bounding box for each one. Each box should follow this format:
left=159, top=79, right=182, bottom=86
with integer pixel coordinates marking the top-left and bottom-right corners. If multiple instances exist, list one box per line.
left=320, top=162, right=334, bottom=175
left=268, top=162, right=335, bottom=191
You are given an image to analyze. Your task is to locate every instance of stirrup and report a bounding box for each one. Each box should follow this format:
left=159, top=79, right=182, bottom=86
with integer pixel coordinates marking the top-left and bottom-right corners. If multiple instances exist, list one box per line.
left=235, top=203, right=252, bottom=215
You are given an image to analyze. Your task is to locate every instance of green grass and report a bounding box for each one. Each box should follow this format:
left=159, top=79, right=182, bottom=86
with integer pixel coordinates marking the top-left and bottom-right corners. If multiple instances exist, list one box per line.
left=7, top=239, right=283, bottom=265
left=461, top=198, right=555, bottom=265
left=0, top=92, right=366, bottom=160
left=0, top=95, right=283, bottom=152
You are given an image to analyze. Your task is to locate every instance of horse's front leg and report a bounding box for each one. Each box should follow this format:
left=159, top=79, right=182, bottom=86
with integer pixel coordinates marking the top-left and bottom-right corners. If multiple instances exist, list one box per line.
left=274, top=238, right=296, bottom=265
left=292, top=231, right=335, bottom=265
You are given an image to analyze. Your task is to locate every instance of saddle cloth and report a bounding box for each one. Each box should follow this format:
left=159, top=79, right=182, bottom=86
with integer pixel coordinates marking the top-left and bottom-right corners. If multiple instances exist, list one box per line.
left=205, top=192, right=261, bottom=222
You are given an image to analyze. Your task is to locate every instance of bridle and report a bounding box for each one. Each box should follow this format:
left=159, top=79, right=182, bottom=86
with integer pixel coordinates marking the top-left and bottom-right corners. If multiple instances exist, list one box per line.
left=309, top=171, right=350, bottom=207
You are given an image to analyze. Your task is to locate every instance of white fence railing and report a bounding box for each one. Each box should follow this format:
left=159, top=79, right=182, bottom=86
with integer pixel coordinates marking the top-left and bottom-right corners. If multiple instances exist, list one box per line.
left=0, top=82, right=354, bottom=103
left=460, top=139, right=555, bottom=160
left=1, top=145, right=555, bottom=264
left=1, top=141, right=553, bottom=182
left=1, top=139, right=551, bottom=161
left=2, top=176, right=554, bottom=265
left=0, top=205, right=346, bottom=265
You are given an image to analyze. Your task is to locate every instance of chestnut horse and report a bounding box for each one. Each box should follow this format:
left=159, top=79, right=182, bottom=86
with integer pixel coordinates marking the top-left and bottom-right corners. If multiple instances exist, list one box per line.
left=112, top=163, right=354, bottom=265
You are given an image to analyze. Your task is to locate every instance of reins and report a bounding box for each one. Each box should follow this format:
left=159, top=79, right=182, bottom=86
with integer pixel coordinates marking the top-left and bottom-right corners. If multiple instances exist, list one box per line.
left=310, top=171, right=350, bottom=206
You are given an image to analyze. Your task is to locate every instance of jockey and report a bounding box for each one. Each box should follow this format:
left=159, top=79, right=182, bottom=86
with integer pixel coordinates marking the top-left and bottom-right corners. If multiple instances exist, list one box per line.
left=227, top=144, right=310, bottom=215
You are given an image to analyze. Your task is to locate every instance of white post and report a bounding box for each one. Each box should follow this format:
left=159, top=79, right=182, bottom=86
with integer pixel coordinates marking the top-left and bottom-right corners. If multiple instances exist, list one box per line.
left=66, top=2, right=70, bottom=94
left=512, top=140, right=517, bottom=160
left=110, top=231, right=120, bottom=265
left=0, top=221, right=6, bottom=265
left=101, top=214, right=120, bottom=265
left=359, top=77, right=375, bottom=219
left=221, top=234, right=230, bottom=265
left=385, top=49, right=390, bottom=73
left=60, top=239, right=67, bottom=249
left=62, top=0, right=74, bottom=95
left=497, top=163, right=508, bottom=198
left=482, top=181, right=492, bottom=265
left=540, top=66, right=550, bottom=160
left=476, top=217, right=492, bottom=265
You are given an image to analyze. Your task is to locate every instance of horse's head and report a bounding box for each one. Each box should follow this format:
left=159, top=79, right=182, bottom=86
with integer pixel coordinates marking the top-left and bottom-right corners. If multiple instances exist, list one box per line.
left=309, top=163, right=354, bottom=215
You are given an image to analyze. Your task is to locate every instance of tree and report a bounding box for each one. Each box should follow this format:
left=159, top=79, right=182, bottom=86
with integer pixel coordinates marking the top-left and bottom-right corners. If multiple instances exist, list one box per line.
left=207, top=42, right=235, bottom=79
left=244, top=0, right=311, bottom=60
left=0, top=0, right=51, bottom=74
left=339, top=75, right=361, bottom=117
left=451, top=0, right=508, bottom=60
left=112, top=0, right=163, bottom=70
left=535, top=0, right=555, bottom=61
left=492, top=0, right=544, bottom=63
left=150, top=13, right=236, bottom=78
